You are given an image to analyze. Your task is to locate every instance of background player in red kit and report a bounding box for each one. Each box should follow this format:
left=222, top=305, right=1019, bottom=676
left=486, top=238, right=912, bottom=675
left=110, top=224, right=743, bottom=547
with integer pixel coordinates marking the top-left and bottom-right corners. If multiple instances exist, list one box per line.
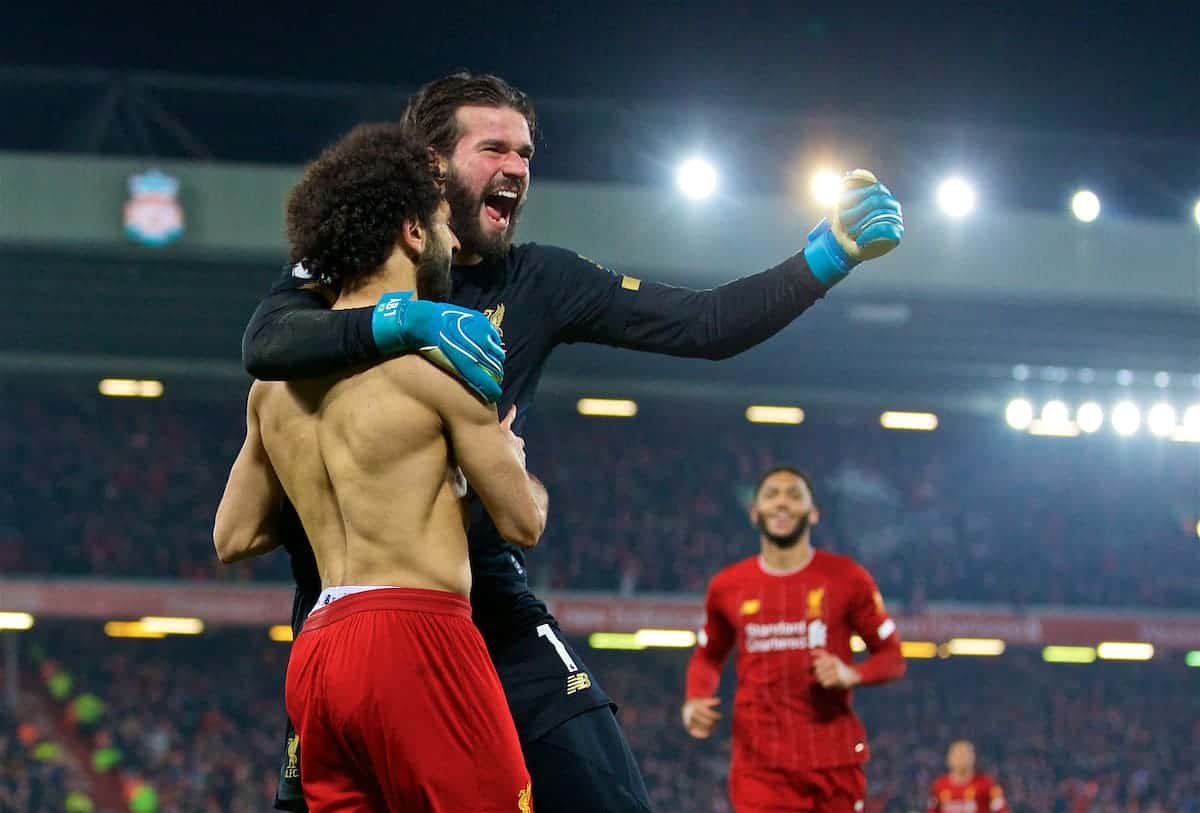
left=928, top=741, right=1009, bottom=813
left=214, top=124, right=543, bottom=811
left=682, top=466, right=906, bottom=813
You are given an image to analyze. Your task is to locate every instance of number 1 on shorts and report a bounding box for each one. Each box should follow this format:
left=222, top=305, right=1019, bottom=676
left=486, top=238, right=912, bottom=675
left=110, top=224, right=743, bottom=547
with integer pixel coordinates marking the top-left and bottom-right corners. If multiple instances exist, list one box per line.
left=536, top=623, right=578, bottom=672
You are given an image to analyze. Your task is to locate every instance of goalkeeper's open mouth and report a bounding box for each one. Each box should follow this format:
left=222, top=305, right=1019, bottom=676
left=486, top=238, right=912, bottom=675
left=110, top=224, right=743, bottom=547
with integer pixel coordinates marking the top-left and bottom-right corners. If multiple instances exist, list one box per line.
left=483, top=189, right=520, bottom=230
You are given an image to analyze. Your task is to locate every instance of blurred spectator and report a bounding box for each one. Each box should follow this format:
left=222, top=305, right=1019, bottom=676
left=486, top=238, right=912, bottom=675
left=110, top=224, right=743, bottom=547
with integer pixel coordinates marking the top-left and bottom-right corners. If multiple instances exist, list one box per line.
left=2, top=394, right=1198, bottom=608
left=12, top=628, right=1199, bottom=813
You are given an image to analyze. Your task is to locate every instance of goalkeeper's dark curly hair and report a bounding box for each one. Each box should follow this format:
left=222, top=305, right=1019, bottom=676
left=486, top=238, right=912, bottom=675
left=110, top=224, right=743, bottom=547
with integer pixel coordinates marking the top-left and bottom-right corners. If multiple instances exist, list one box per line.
left=286, top=123, right=444, bottom=292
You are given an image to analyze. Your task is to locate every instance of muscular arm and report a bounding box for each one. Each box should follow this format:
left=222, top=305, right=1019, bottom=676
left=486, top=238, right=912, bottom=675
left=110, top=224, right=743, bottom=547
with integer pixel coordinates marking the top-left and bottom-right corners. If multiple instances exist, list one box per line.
left=213, top=383, right=285, bottom=563
left=547, top=247, right=828, bottom=361
left=412, top=365, right=547, bottom=548
left=241, top=268, right=379, bottom=380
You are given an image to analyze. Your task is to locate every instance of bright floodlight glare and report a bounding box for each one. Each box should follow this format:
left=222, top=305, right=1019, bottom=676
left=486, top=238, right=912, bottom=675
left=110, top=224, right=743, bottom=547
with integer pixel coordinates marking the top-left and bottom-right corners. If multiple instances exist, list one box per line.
left=1072, top=189, right=1100, bottom=222
left=1041, top=400, right=1069, bottom=425
left=810, top=169, right=842, bottom=206
left=936, top=177, right=976, bottom=218
left=1147, top=403, right=1177, bottom=437
left=676, top=157, right=718, bottom=200
left=1182, top=405, right=1200, bottom=432
left=1076, top=402, right=1104, bottom=434
left=1111, top=401, right=1141, bottom=436
left=1193, top=199, right=1200, bottom=227
left=1005, top=399, right=1034, bottom=430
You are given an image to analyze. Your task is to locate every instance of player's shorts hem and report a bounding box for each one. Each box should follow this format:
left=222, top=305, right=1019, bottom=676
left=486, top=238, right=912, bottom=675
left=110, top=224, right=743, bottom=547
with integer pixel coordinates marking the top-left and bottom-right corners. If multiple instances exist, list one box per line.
left=301, top=587, right=471, bottom=631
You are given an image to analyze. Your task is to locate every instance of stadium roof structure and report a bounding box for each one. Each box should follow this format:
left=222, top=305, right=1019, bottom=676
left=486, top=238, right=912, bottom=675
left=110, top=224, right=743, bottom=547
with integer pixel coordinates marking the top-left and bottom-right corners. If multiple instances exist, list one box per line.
left=3, top=65, right=1200, bottom=221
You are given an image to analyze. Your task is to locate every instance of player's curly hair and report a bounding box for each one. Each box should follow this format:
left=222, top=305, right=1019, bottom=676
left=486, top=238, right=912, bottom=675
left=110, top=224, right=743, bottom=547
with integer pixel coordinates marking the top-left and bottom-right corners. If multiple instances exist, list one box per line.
left=286, top=123, right=444, bottom=291
left=400, top=71, right=536, bottom=158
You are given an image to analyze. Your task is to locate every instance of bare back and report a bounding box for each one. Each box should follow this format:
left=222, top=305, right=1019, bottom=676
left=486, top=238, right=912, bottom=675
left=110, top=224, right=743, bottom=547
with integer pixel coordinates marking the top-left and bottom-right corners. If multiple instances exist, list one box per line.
left=253, top=356, right=471, bottom=595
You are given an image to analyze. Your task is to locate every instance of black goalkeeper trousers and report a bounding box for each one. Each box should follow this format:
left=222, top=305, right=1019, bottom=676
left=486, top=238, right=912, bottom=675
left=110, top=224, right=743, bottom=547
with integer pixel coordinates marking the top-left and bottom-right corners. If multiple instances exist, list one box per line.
left=524, top=704, right=654, bottom=813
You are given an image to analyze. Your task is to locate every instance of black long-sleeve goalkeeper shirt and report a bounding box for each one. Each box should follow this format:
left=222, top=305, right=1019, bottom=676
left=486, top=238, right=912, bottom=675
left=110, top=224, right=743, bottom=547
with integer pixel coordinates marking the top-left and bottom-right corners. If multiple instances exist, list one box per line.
left=243, top=242, right=829, bottom=651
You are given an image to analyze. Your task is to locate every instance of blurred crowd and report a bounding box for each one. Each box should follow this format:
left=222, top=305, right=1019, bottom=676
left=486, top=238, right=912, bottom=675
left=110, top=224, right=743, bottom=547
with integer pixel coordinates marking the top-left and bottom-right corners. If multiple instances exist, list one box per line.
left=0, top=705, right=66, bottom=813
left=3, top=393, right=1198, bottom=609
left=3, top=629, right=1198, bottom=813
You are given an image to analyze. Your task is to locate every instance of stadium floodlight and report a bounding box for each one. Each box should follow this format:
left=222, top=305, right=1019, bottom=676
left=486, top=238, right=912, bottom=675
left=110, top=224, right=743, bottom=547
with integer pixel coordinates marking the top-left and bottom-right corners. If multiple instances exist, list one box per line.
left=1005, top=399, right=1034, bottom=430
left=900, top=641, right=938, bottom=659
left=1111, top=401, right=1141, bottom=436
left=0, top=612, right=34, bottom=631
left=745, top=405, right=805, bottom=425
left=1096, top=641, right=1154, bottom=661
left=588, top=633, right=644, bottom=651
left=1042, top=646, right=1097, bottom=664
left=1040, top=400, right=1070, bottom=426
left=1076, top=402, right=1104, bottom=434
left=1147, top=403, right=1177, bottom=437
left=576, top=398, right=638, bottom=417
left=1183, top=405, right=1200, bottom=430
left=676, top=157, right=718, bottom=200
left=633, top=629, right=697, bottom=648
left=1194, top=200, right=1200, bottom=228
left=1029, top=421, right=1079, bottom=438
left=810, top=169, right=842, bottom=207
left=103, top=621, right=166, bottom=639
left=880, top=411, right=938, bottom=431
left=936, top=176, right=976, bottom=218
left=945, top=638, right=1006, bottom=656
left=99, top=378, right=164, bottom=398
left=1176, top=405, right=1200, bottom=443
left=139, top=616, right=204, bottom=635
left=1071, top=189, right=1100, bottom=223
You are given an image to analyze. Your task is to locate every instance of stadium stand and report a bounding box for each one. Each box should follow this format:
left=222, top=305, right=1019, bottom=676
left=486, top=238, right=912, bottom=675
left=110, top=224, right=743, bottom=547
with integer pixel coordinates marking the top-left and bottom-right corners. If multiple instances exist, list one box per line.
left=3, top=394, right=1196, bottom=608
left=5, top=628, right=1198, bottom=812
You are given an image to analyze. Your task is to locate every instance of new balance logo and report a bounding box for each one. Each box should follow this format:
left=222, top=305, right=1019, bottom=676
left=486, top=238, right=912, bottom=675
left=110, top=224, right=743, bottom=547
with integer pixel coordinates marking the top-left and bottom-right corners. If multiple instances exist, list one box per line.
left=566, top=673, right=592, bottom=696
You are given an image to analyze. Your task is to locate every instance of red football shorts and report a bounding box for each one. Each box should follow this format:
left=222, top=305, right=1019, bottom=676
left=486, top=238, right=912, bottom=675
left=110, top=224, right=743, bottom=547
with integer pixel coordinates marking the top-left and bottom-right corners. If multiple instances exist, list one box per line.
left=285, top=588, right=533, bottom=812
left=729, top=763, right=866, bottom=813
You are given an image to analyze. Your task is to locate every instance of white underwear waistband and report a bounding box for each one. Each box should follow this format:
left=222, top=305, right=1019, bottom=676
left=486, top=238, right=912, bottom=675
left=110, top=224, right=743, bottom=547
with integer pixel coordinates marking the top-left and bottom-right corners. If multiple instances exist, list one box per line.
left=311, top=585, right=393, bottom=615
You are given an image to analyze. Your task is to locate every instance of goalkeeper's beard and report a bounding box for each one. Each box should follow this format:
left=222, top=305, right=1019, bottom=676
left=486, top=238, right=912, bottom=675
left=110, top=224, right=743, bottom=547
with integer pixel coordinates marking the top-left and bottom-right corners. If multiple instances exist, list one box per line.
left=757, top=511, right=811, bottom=549
left=415, top=232, right=453, bottom=302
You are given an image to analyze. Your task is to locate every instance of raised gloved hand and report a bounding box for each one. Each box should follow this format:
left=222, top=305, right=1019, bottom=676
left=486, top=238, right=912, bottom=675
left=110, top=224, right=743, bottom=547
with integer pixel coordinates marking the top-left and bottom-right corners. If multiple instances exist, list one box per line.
left=371, top=292, right=505, bottom=403
left=802, top=169, right=904, bottom=287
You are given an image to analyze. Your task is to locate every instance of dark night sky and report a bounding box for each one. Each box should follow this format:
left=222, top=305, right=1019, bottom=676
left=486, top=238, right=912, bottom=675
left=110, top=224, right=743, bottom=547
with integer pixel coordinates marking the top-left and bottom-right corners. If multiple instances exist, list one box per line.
left=3, top=0, right=1196, bottom=140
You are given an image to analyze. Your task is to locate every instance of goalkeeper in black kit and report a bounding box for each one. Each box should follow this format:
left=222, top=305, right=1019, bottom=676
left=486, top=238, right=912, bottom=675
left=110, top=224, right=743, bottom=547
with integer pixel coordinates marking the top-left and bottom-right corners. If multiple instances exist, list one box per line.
left=243, top=71, right=904, bottom=812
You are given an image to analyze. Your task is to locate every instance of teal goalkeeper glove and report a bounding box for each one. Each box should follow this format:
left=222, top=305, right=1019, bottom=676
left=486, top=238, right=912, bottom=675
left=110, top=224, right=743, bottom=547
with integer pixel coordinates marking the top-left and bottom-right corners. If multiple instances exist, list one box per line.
left=803, top=169, right=904, bottom=286
left=371, top=293, right=505, bottom=403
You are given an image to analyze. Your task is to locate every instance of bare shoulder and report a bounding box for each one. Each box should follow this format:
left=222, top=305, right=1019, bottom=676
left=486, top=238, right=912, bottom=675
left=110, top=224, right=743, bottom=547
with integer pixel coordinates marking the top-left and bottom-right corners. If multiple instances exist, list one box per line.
left=246, top=379, right=273, bottom=411
left=378, top=354, right=494, bottom=420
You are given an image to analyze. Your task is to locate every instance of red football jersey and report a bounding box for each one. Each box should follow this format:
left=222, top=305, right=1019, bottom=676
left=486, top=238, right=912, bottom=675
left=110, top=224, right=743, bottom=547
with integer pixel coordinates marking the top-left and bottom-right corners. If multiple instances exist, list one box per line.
left=928, top=774, right=1009, bottom=813
left=686, top=550, right=904, bottom=771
